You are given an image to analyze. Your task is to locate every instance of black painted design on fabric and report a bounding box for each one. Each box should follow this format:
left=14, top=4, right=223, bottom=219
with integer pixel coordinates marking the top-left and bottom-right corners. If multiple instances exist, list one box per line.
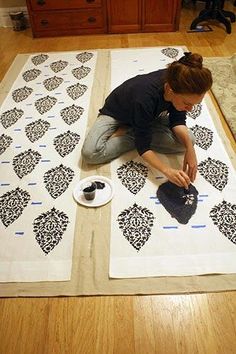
left=0, top=134, right=13, bottom=155
left=12, top=87, right=33, bottom=103
left=210, top=200, right=236, bottom=244
left=0, top=187, right=30, bottom=227
left=22, top=69, right=41, bottom=82
left=35, top=96, right=57, bottom=115
left=33, top=207, right=69, bottom=254
left=186, top=104, right=202, bottom=119
left=43, top=76, right=63, bottom=91
left=44, top=164, right=74, bottom=199
left=60, top=104, right=84, bottom=125
left=53, top=131, right=80, bottom=157
left=117, top=203, right=154, bottom=251
left=156, top=181, right=199, bottom=224
left=72, top=66, right=91, bottom=80
left=13, top=149, right=41, bottom=178
left=198, top=157, right=229, bottom=191
left=66, top=83, right=88, bottom=100
left=76, top=52, right=94, bottom=63
left=0, top=108, right=24, bottom=129
left=161, top=47, right=179, bottom=58
left=50, top=60, right=68, bottom=73
left=117, top=160, right=148, bottom=194
left=190, top=125, right=213, bottom=150
left=31, top=54, right=49, bottom=66
left=25, top=119, right=50, bottom=142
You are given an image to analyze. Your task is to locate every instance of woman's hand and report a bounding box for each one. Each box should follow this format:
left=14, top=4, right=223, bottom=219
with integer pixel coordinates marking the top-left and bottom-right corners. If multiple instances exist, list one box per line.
left=183, top=146, right=198, bottom=182
left=164, top=167, right=191, bottom=189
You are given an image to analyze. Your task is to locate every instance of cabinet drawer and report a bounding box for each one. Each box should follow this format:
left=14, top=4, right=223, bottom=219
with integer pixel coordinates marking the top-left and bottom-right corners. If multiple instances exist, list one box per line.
left=29, top=0, right=102, bottom=11
left=32, top=9, right=104, bottom=31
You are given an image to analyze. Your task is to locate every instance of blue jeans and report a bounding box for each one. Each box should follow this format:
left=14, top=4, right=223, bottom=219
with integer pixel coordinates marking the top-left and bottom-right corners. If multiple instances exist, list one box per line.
left=82, top=114, right=195, bottom=164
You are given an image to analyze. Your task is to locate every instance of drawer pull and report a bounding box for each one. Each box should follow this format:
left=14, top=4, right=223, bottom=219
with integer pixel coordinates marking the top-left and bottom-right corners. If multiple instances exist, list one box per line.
left=40, top=19, right=49, bottom=26
left=37, top=0, right=46, bottom=5
left=86, top=0, right=95, bottom=3
left=88, top=17, right=96, bottom=23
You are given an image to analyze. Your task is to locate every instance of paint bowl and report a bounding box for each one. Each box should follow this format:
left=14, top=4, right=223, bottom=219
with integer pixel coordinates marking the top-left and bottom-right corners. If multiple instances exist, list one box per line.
left=82, top=182, right=97, bottom=201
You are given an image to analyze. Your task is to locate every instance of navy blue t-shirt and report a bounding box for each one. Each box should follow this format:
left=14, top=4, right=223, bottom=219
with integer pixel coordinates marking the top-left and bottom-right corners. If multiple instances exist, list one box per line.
left=99, top=69, right=186, bottom=155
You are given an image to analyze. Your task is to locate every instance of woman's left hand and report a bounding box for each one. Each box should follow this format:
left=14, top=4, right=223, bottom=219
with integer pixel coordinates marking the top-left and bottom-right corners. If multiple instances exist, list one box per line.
left=183, top=146, right=198, bottom=182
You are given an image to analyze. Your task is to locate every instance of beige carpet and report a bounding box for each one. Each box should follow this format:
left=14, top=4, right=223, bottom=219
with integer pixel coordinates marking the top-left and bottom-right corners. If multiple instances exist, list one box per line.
left=0, top=49, right=236, bottom=297
left=204, top=54, right=236, bottom=140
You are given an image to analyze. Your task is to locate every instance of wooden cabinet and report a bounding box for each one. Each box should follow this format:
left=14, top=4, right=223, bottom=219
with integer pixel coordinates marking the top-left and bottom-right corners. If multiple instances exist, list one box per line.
left=26, top=0, right=181, bottom=37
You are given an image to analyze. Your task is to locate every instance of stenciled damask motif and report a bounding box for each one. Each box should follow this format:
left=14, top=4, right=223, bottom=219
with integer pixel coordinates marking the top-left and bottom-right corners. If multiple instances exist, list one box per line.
left=0, top=134, right=13, bottom=155
left=117, top=203, right=155, bottom=251
left=25, top=119, right=50, bottom=142
left=33, top=207, right=69, bottom=254
left=198, top=157, right=229, bottom=191
left=22, top=68, right=41, bottom=82
left=13, top=149, right=41, bottom=178
left=66, top=83, right=88, bottom=100
left=72, top=66, right=91, bottom=80
left=0, top=187, right=30, bottom=227
left=50, top=60, right=68, bottom=73
left=161, top=47, right=179, bottom=58
left=43, top=76, right=63, bottom=91
left=186, top=104, right=202, bottom=119
left=190, top=125, right=213, bottom=150
left=210, top=200, right=236, bottom=244
left=44, top=164, right=74, bottom=199
left=53, top=131, right=80, bottom=157
left=31, top=54, right=49, bottom=66
left=0, top=108, right=24, bottom=129
left=76, top=52, right=94, bottom=63
left=60, top=104, right=84, bottom=125
left=116, top=160, right=148, bottom=194
left=35, top=96, right=57, bottom=114
left=12, top=87, right=33, bottom=103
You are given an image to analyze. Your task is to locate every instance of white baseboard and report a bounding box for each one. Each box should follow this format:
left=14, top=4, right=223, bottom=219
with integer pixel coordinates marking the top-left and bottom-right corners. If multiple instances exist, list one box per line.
left=0, top=6, right=29, bottom=28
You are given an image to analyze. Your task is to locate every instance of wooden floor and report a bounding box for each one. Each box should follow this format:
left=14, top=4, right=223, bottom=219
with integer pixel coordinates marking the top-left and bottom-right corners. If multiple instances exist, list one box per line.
left=0, top=3, right=236, bottom=354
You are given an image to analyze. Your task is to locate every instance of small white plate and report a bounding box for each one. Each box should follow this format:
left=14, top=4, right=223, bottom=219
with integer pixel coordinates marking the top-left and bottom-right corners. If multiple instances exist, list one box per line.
left=73, top=175, right=114, bottom=207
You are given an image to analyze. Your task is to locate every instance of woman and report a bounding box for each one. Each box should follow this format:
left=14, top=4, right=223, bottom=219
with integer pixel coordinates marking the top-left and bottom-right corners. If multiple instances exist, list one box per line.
left=82, top=52, right=212, bottom=189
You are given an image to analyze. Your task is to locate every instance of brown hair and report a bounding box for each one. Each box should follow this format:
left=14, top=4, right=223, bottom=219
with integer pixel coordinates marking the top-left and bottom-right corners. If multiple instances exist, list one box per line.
left=166, top=52, right=213, bottom=94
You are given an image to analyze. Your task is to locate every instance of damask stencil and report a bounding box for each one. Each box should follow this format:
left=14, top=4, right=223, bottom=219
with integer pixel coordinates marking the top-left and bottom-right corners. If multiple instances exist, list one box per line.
left=44, top=164, right=75, bottom=199
left=76, top=52, right=94, bottom=63
left=0, top=108, right=24, bottom=128
left=60, top=105, right=84, bottom=125
left=161, top=47, right=179, bottom=58
left=0, top=187, right=30, bottom=227
left=35, top=96, right=57, bottom=114
left=72, top=66, right=91, bottom=80
left=198, top=157, right=229, bottom=191
left=66, top=83, right=88, bottom=100
left=210, top=201, right=236, bottom=244
left=12, top=87, right=33, bottom=103
left=0, top=134, right=13, bottom=155
left=13, top=149, right=41, bottom=178
left=50, top=60, right=68, bottom=73
left=22, top=69, right=41, bottom=82
left=25, top=119, right=50, bottom=142
left=53, top=131, right=80, bottom=157
left=186, top=104, right=202, bottom=119
left=116, top=160, right=148, bottom=194
left=190, top=125, right=213, bottom=150
left=117, top=203, right=155, bottom=251
left=31, top=54, right=49, bottom=66
left=43, top=76, right=63, bottom=91
left=33, top=207, right=69, bottom=254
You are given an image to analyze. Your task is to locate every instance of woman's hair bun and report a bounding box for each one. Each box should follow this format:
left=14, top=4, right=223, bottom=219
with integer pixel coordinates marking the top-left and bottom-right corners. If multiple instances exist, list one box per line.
left=178, top=52, right=203, bottom=69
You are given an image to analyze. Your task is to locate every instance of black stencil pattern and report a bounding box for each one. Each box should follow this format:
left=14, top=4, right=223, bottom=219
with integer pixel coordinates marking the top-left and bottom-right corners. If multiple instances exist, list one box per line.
left=60, top=104, right=84, bottom=125
left=44, top=164, right=75, bottom=199
left=161, top=47, right=179, bottom=58
left=66, top=83, right=88, bottom=100
left=198, top=157, right=229, bottom=191
left=0, top=187, right=30, bottom=227
left=50, top=60, right=68, bottom=73
left=31, top=54, right=49, bottom=66
left=117, top=160, right=148, bottom=194
left=33, top=207, right=69, bottom=254
left=72, top=66, right=91, bottom=80
left=0, top=108, right=24, bottom=129
left=76, top=52, right=94, bottom=63
left=210, top=200, right=236, bottom=244
left=22, top=69, right=41, bottom=82
left=157, top=182, right=198, bottom=224
left=53, top=131, right=80, bottom=157
left=35, top=96, right=57, bottom=114
left=12, top=86, right=33, bottom=103
left=117, top=203, right=154, bottom=251
left=186, top=104, right=202, bottom=119
left=25, top=119, right=50, bottom=142
left=0, top=133, right=13, bottom=155
left=43, top=76, right=63, bottom=91
left=190, top=125, right=213, bottom=150
left=13, top=149, right=41, bottom=178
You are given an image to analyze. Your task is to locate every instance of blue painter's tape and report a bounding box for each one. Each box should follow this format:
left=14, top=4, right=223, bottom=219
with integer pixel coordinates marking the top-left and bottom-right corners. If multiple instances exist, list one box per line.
left=49, top=127, right=56, bottom=130
left=58, top=102, right=65, bottom=104
left=39, top=144, right=47, bottom=147
left=150, top=196, right=158, bottom=199
left=15, top=232, right=24, bottom=236
left=199, top=194, right=208, bottom=197
left=1, top=183, right=10, bottom=186
left=41, top=160, right=50, bottom=162
left=47, top=116, right=55, bottom=118
left=26, top=104, right=33, bottom=106
left=25, top=117, right=33, bottom=119
left=28, top=182, right=37, bottom=185
left=163, top=226, right=178, bottom=229
left=31, top=201, right=42, bottom=205
left=14, top=128, right=21, bottom=131
left=191, top=225, right=206, bottom=228
left=55, top=92, right=62, bottom=95
left=15, top=145, right=22, bottom=148
left=1, top=161, right=10, bottom=164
